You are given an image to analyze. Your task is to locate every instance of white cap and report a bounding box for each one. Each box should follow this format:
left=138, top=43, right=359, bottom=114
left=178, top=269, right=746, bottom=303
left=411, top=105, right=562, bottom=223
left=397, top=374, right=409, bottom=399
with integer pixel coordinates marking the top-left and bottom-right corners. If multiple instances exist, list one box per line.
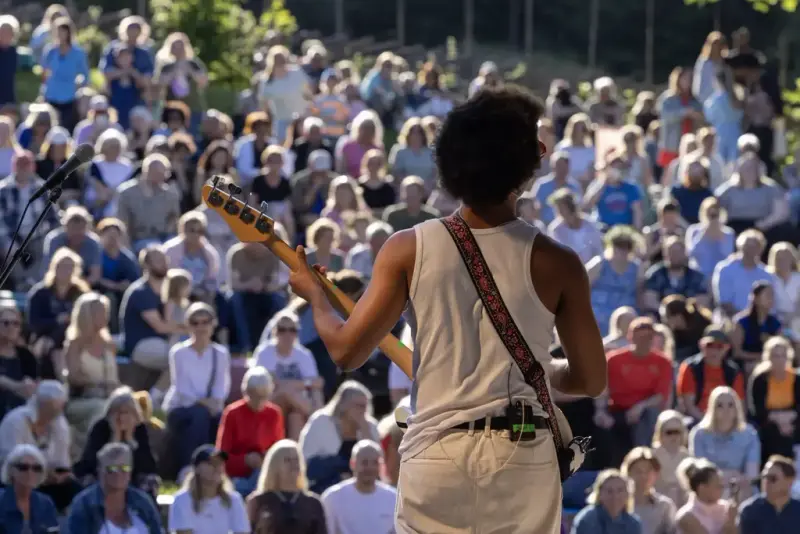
left=90, top=95, right=109, bottom=111
left=45, top=126, right=70, bottom=145
left=308, top=149, right=332, bottom=171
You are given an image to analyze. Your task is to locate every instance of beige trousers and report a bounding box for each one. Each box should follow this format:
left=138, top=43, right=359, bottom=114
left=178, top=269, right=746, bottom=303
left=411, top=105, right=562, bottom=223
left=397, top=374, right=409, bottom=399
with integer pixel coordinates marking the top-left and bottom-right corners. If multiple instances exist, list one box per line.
left=396, top=425, right=562, bottom=534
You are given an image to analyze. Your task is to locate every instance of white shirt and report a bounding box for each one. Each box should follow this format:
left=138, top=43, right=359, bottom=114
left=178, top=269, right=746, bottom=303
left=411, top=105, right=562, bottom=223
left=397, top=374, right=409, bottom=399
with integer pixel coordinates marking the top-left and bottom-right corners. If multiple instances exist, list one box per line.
left=168, top=489, right=251, bottom=534
left=321, top=479, right=397, bottom=534
left=254, top=341, right=319, bottom=381
left=163, top=341, right=231, bottom=412
left=345, top=244, right=374, bottom=279
left=0, top=404, right=71, bottom=470
left=773, top=271, right=800, bottom=327
left=100, top=513, right=149, bottom=534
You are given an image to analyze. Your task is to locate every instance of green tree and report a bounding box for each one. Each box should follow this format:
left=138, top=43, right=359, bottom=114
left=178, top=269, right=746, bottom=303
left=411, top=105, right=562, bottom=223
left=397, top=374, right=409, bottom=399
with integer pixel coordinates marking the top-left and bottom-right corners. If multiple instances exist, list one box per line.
left=684, top=0, right=797, bottom=11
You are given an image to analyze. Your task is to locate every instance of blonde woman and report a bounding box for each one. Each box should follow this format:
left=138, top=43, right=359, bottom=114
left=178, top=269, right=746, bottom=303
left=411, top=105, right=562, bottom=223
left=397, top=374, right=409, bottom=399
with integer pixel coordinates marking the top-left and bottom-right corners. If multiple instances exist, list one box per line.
left=554, top=112, right=595, bottom=185
left=603, top=306, right=638, bottom=351
left=304, top=217, right=345, bottom=273
left=30, top=4, right=68, bottom=61
left=570, top=469, right=642, bottom=534
left=621, top=447, right=677, bottom=534
left=689, top=386, right=760, bottom=500
left=651, top=410, right=691, bottom=508
left=161, top=268, right=192, bottom=347
left=17, top=104, right=58, bottom=154
left=693, top=31, right=729, bottom=105
left=246, top=440, right=327, bottom=534
left=336, top=109, right=384, bottom=177
left=168, top=445, right=250, bottom=534
left=675, top=457, right=736, bottom=534
left=0, top=115, right=20, bottom=178
left=388, top=117, right=436, bottom=189
left=767, top=242, right=800, bottom=332
left=155, top=32, right=208, bottom=103
left=747, top=336, right=800, bottom=463
left=685, top=197, right=736, bottom=281
left=85, top=127, right=134, bottom=218
left=320, top=175, right=368, bottom=227
left=257, top=45, right=311, bottom=144
left=662, top=133, right=699, bottom=189
left=358, top=148, right=396, bottom=214
left=620, top=125, right=654, bottom=190
left=655, top=67, right=703, bottom=169
left=64, top=292, right=119, bottom=457
left=652, top=323, right=676, bottom=363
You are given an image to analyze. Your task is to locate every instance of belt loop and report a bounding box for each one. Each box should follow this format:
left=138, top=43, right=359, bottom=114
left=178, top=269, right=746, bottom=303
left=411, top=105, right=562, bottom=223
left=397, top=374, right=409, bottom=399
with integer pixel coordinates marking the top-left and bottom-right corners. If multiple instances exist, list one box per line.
left=483, top=416, right=491, bottom=436
left=468, top=420, right=475, bottom=436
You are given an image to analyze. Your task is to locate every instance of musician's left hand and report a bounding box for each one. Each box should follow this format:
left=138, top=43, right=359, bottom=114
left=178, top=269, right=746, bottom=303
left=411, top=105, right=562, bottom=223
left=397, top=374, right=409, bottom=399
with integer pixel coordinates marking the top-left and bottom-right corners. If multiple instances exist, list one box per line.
left=289, top=246, right=328, bottom=303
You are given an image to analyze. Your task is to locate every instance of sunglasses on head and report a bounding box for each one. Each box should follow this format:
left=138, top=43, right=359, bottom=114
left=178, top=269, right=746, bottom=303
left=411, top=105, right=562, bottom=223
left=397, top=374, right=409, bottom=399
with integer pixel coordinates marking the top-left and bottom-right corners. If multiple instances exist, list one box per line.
left=105, top=464, right=132, bottom=474
left=15, top=463, right=44, bottom=473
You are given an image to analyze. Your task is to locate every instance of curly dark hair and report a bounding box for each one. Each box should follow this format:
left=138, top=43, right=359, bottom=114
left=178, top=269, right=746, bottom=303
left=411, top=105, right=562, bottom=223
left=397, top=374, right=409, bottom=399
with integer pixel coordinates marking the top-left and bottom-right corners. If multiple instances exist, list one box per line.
left=435, top=85, right=544, bottom=208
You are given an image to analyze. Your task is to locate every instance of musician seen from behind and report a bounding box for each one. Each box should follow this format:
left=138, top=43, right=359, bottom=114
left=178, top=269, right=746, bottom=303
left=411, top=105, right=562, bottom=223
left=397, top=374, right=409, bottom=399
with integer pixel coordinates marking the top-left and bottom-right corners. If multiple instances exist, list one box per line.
left=288, top=85, right=607, bottom=534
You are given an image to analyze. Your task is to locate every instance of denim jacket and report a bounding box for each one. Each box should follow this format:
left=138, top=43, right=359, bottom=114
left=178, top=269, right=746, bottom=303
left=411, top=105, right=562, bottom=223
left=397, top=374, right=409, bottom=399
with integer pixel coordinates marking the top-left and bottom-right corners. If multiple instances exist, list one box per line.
left=66, top=484, right=162, bottom=534
left=0, top=485, right=60, bottom=534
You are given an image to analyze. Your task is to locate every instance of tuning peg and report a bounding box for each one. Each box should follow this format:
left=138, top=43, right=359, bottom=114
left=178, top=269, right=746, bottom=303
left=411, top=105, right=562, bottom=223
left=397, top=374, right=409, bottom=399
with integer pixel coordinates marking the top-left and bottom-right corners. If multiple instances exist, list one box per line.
left=211, top=175, right=221, bottom=187
left=206, top=176, right=224, bottom=207
left=239, top=193, right=256, bottom=224
left=227, top=183, right=243, bottom=196
left=259, top=201, right=268, bottom=213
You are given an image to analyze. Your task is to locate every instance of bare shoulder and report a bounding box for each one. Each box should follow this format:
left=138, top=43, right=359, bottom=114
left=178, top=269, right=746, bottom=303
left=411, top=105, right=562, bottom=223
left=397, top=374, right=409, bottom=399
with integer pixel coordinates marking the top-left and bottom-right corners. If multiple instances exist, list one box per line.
left=530, top=232, right=588, bottom=314
left=375, top=228, right=417, bottom=281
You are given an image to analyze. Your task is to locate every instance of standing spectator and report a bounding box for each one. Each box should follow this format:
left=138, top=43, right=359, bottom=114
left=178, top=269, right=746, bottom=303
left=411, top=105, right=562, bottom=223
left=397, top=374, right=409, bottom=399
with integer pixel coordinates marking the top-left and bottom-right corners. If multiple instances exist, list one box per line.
left=545, top=79, right=582, bottom=140
left=767, top=243, right=800, bottom=332
left=116, top=153, right=181, bottom=253
left=388, top=117, right=436, bottom=191
left=257, top=45, right=310, bottom=143
left=360, top=52, right=401, bottom=129
left=0, top=301, right=37, bottom=420
left=0, top=116, right=19, bottom=179
left=382, top=176, right=440, bottom=231
left=66, top=442, right=162, bottom=534
left=164, top=303, right=230, bottom=480
left=168, top=445, right=250, bottom=534
left=676, top=326, right=745, bottom=422
left=738, top=455, right=800, bottom=534
left=83, top=128, right=134, bottom=219
left=584, top=150, right=643, bottom=230
left=154, top=33, right=208, bottom=107
left=0, top=444, right=60, bottom=534
left=529, top=151, right=582, bottom=227
left=255, top=312, right=323, bottom=440
left=0, top=15, right=19, bottom=108
left=321, top=440, right=397, bottom=534
left=675, top=458, right=736, bottom=534
left=689, top=386, right=761, bottom=500
left=570, top=469, right=642, bottom=534
left=712, top=229, right=772, bottom=320
left=746, top=337, right=800, bottom=463
left=643, top=236, right=709, bottom=316
left=621, top=447, right=677, bottom=534
left=119, top=246, right=180, bottom=402
left=731, top=281, right=781, bottom=373
left=304, top=218, right=346, bottom=273
left=345, top=221, right=392, bottom=279
left=693, top=31, right=728, bottom=104
left=162, top=211, right=222, bottom=304
left=43, top=205, right=103, bottom=285
left=547, top=189, right=604, bottom=264
left=651, top=410, right=691, bottom=508
left=216, top=367, right=285, bottom=498
left=656, top=67, right=704, bottom=168
left=468, top=61, right=501, bottom=97
left=704, top=67, right=745, bottom=164
left=336, top=110, right=382, bottom=178
left=29, top=5, right=69, bottom=63
left=41, top=17, right=88, bottom=131
left=686, top=197, right=736, bottom=282
left=246, top=439, right=327, bottom=534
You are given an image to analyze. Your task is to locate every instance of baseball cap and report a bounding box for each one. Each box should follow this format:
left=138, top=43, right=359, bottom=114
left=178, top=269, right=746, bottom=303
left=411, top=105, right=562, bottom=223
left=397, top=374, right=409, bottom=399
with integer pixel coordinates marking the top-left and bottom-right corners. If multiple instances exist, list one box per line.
left=191, top=445, right=228, bottom=467
left=701, top=325, right=729, bottom=344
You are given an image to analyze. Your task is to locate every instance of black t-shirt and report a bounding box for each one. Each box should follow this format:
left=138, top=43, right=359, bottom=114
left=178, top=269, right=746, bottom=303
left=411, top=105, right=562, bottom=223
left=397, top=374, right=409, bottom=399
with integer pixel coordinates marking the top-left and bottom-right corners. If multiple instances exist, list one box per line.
left=0, top=346, right=39, bottom=419
left=250, top=175, right=292, bottom=205
left=361, top=181, right=396, bottom=211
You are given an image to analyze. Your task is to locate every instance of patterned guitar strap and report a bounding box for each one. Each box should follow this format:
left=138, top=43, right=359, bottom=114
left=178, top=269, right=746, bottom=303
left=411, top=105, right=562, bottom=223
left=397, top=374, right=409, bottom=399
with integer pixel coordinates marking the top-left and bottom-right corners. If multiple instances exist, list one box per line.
left=440, top=213, right=590, bottom=481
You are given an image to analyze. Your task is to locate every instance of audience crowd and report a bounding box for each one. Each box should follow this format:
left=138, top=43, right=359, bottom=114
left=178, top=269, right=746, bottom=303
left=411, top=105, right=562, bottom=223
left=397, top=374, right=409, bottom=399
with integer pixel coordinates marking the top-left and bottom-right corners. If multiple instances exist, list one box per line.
left=0, top=5, right=798, bottom=533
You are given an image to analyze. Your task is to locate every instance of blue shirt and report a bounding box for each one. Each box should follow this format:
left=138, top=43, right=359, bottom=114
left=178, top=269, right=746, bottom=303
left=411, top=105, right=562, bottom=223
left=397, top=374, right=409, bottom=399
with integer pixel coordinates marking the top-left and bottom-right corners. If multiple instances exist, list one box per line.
left=712, top=257, right=773, bottom=314
left=0, top=45, right=17, bottom=105
left=0, top=485, right=60, bottom=534
left=571, top=504, right=642, bottom=534
left=644, top=263, right=707, bottom=301
left=101, top=248, right=140, bottom=284
left=596, top=181, right=641, bottom=227
left=43, top=229, right=103, bottom=276
left=738, top=495, right=800, bottom=534
left=41, top=44, right=89, bottom=103
left=119, top=277, right=166, bottom=355
left=669, top=185, right=714, bottom=225
left=530, top=173, right=583, bottom=225
left=67, top=484, right=162, bottom=534
left=735, top=311, right=782, bottom=353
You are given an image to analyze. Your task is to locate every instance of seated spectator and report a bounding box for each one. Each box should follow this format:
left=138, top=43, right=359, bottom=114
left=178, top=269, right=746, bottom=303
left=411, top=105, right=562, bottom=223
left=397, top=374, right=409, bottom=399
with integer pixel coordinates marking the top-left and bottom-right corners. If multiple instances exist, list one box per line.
left=217, top=367, right=284, bottom=498
left=738, top=455, right=800, bottom=534
left=345, top=221, right=392, bottom=279
left=73, top=386, right=158, bottom=494
left=64, top=292, right=120, bottom=458
left=292, top=117, right=335, bottom=172
left=234, top=111, right=276, bottom=188
left=74, top=95, right=124, bottom=147
left=248, top=145, right=295, bottom=240
left=768, top=242, right=800, bottom=334
left=570, top=469, right=642, bottom=534
left=676, top=326, right=745, bottom=422
left=691, top=127, right=726, bottom=190
left=731, top=280, right=781, bottom=373
left=164, top=303, right=230, bottom=481
left=643, top=199, right=686, bottom=264
left=336, top=110, right=382, bottom=178
left=119, top=246, right=181, bottom=402
left=36, top=126, right=82, bottom=206
left=675, top=458, right=737, bottom=534
left=747, top=337, right=800, bottom=463
left=621, top=447, right=677, bottom=534
left=95, top=218, right=140, bottom=331
left=643, top=236, right=709, bottom=316
left=255, top=312, right=323, bottom=440
left=388, top=117, right=436, bottom=190
left=596, top=317, right=673, bottom=465
left=586, top=225, right=644, bottom=337
left=300, top=381, right=379, bottom=494
left=0, top=116, right=20, bottom=180
left=377, top=407, right=405, bottom=488
left=116, top=153, right=181, bottom=253
left=27, top=247, right=90, bottom=379
left=166, top=132, right=199, bottom=213
left=0, top=381, right=79, bottom=513
left=305, top=217, right=346, bottom=272
left=162, top=210, right=221, bottom=304
left=651, top=323, right=677, bottom=362
left=686, top=197, right=736, bottom=282
left=602, top=306, right=637, bottom=351
left=43, top=206, right=103, bottom=286
left=382, top=176, right=439, bottom=232
left=84, top=128, right=134, bottom=219
left=162, top=268, right=192, bottom=347
left=712, top=229, right=772, bottom=321
left=321, top=175, right=368, bottom=227
left=227, top=237, right=290, bottom=354
left=531, top=151, right=582, bottom=227
left=321, top=440, right=396, bottom=534
left=583, top=149, right=643, bottom=230
left=0, top=301, right=38, bottom=420
left=651, top=410, right=691, bottom=508
left=547, top=188, right=603, bottom=264
left=67, top=442, right=162, bottom=534
left=246, top=439, right=327, bottom=534
left=587, top=77, right=626, bottom=127
left=668, top=156, right=714, bottom=225
left=358, top=148, right=396, bottom=215
left=168, top=445, right=250, bottom=534
left=689, top=386, right=760, bottom=500
left=290, top=149, right=336, bottom=231
left=660, top=295, right=712, bottom=362
left=0, top=444, right=60, bottom=534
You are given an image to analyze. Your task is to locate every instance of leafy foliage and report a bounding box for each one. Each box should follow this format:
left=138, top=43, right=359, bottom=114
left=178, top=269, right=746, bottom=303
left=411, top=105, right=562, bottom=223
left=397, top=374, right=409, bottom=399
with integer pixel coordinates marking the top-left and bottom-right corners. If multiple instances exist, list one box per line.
left=75, top=7, right=111, bottom=68
left=684, top=0, right=797, bottom=11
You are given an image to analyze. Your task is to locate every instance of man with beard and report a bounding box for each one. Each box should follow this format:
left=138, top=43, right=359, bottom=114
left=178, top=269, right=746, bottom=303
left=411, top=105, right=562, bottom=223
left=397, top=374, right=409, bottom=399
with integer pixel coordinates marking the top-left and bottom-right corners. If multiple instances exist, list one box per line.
left=119, top=245, right=184, bottom=404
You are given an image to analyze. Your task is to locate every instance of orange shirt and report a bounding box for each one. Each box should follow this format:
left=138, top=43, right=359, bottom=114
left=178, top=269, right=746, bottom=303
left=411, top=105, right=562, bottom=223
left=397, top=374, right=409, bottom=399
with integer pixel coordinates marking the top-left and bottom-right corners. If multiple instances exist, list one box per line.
left=606, top=349, right=674, bottom=411
left=676, top=362, right=745, bottom=412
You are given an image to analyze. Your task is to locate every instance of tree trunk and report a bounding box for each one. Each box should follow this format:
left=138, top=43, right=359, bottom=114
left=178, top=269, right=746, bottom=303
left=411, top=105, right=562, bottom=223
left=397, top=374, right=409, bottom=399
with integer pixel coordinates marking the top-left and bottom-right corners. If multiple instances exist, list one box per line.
left=335, top=0, right=345, bottom=36
left=523, top=0, right=534, bottom=55
left=713, top=0, right=722, bottom=31
left=588, top=0, right=600, bottom=69
left=396, top=0, right=406, bottom=46
left=464, top=0, right=475, bottom=57
left=509, top=0, right=520, bottom=47
left=645, top=0, right=655, bottom=84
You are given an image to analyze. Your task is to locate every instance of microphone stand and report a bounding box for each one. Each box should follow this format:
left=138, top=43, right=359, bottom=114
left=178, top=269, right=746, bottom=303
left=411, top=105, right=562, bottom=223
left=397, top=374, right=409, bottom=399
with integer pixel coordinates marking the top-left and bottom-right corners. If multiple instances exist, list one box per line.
left=0, top=187, right=62, bottom=290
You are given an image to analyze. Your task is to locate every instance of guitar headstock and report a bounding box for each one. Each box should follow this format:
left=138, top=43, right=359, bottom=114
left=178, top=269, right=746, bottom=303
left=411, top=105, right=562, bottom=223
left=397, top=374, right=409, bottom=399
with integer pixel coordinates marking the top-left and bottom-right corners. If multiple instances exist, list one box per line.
left=201, top=176, right=276, bottom=243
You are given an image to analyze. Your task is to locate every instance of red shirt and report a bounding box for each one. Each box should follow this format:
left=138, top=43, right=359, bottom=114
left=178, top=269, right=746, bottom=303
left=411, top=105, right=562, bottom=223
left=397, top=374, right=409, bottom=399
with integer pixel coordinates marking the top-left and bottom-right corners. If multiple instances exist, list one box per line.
left=606, top=348, right=674, bottom=411
left=216, top=399, right=285, bottom=478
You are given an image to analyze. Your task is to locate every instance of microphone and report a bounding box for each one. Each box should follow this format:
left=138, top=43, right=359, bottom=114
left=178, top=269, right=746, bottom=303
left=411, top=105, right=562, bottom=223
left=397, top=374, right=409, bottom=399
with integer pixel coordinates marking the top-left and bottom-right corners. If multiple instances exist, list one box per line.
left=30, top=143, right=95, bottom=203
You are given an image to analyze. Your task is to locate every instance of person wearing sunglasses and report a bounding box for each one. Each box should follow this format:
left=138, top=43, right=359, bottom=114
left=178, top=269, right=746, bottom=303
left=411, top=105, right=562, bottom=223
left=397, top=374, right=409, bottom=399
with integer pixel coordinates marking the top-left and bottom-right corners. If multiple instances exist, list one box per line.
left=651, top=410, right=691, bottom=508
left=738, top=455, right=800, bottom=534
left=0, top=301, right=38, bottom=421
left=0, top=444, right=59, bottom=534
left=66, top=442, right=162, bottom=534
